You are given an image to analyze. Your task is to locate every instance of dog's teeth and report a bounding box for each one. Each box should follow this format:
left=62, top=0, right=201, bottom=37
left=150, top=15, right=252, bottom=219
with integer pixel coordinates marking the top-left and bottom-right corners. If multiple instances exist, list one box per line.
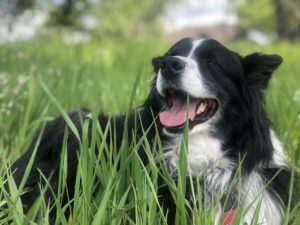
left=196, top=102, right=206, bottom=114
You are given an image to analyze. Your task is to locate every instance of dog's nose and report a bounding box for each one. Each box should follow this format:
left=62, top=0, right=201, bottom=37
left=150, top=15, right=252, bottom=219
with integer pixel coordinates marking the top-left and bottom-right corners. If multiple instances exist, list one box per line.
left=160, top=57, right=185, bottom=78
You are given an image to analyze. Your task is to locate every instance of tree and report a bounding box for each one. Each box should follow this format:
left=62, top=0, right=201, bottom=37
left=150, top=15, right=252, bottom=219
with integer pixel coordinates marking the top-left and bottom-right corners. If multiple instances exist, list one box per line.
left=48, top=0, right=176, bottom=39
left=0, top=0, right=35, bottom=16
left=237, top=0, right=277, bottom=34
left=49, top=0, right=89, bottom=27
left=272, top=0, right=300, bottom=39
left=236, top=0, right=300, bottom=40
left=93, top=0, right=168, bottom=38
left=0, top=0, right=36, bottom=32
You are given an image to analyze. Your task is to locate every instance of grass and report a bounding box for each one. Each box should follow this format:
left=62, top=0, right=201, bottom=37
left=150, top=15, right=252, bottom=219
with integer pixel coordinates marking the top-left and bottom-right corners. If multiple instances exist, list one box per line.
left=0, top=38, right=299, bottom=224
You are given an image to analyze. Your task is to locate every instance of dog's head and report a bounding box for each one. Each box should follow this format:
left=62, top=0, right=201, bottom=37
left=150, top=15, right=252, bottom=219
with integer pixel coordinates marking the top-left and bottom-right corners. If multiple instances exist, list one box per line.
left=151, top=38, right=282, bottom=139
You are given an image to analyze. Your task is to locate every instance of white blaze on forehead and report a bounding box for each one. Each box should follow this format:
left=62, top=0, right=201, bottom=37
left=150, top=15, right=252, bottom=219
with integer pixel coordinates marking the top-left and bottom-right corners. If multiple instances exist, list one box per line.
left=178, top=39, right=213, bottom=98
left=178, top=56, right=212, bottom=98
left=188, top=39, right=205, bottom=58
left=156, top=38, right=213, bottom=98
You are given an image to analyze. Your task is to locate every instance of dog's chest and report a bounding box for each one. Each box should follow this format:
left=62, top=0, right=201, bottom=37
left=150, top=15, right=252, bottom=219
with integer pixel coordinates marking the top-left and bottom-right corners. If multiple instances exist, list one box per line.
left=163, top=133, right=233, bottom=192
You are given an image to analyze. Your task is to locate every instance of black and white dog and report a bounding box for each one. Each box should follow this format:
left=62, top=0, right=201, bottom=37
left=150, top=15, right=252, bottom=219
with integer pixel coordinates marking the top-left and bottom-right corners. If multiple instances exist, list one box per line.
left=11, top=38, right=297, bottom=224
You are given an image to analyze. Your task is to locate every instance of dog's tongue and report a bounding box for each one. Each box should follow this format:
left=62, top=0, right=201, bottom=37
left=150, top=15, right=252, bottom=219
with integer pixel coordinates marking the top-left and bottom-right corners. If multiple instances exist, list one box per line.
left=159, top=98, right=198, bottom=127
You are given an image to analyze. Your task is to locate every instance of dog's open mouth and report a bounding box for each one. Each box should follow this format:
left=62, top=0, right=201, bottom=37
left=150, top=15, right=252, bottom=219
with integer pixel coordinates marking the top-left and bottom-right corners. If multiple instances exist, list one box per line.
left=159, top=88, right=218, bottom=132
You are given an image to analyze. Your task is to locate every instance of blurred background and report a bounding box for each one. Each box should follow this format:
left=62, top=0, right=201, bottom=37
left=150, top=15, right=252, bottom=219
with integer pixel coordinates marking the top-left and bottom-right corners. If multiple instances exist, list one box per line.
left=0, top=0, right=299, bottom=161
left=1, top=0, right=300, bottom=44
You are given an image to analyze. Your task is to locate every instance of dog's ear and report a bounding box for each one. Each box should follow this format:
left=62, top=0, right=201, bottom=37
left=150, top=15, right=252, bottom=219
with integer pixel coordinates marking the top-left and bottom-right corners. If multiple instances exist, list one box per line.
left=242, top=53, right=282, bottom=89
left=152, top=56, right=162, bottom=73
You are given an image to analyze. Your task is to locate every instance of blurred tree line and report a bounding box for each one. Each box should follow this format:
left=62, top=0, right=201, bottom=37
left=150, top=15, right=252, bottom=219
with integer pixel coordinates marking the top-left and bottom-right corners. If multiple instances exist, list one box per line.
left=0, top=0, right=35, bottom=15
left=0, top=0, right=171, bottom=39
left=2, top=0, right=300, bottom=41
left=237, top=0, right=300, bottom=40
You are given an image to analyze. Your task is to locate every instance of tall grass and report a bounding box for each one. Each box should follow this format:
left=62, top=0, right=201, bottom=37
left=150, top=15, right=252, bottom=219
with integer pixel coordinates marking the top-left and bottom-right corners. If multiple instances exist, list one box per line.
left=0, top=39, right=299, bottom=224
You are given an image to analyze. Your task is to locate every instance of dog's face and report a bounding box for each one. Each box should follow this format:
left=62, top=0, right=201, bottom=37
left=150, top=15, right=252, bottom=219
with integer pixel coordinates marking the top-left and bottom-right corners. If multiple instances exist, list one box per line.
left=152, top=38, right=282, bottom=139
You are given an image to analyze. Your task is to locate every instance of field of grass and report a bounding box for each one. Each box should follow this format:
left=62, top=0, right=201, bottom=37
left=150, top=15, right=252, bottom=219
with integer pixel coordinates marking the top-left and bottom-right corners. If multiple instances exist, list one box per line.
left=0, top=38, right=299, bottom=224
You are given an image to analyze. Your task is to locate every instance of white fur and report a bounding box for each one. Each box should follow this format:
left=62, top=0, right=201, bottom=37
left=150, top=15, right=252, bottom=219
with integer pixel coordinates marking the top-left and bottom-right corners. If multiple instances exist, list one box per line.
left=163, top=132, right=234, bottom=193
left=188, top=39, right=204, bottom=58
left=180, top=39, right=213, bottom=99
left=240, top=171, right=285, bottom=225
left=177, top=56, right=214, bottom=99
left=270, top=129, right=289, bottom=168
left=156, top=39, right=214, bottom=100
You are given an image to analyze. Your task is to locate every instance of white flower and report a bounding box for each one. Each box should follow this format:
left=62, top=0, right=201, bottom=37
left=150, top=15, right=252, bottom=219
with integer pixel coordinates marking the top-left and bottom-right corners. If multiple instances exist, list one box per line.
left=0, top=88, right=8, bottom=99
left=8, top=101, right=14, bottom=108
left=18, top=74, right=29, bottom=85
left=0, top=73, right=5, bottom=80
left=0, top=73, right=8, bottom=86
left=293, top=90, right=300, bottom=103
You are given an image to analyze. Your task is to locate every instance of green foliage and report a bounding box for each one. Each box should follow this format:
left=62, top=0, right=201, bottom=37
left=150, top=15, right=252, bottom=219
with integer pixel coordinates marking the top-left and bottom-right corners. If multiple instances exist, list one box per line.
left=237, top=0, right=276, bottom=33
left=0, top=39, right=300, bottom=224
left=47, top=0, right=174, bottom=39
left=0, top=39, right=166, bottom=156
left=48, top=0, right=89, bottom=27
left=236, top=0, right=300, bottom=39
left=0, top=0, right=36, bottom=13
left=93, top=0, right=167, bottom=38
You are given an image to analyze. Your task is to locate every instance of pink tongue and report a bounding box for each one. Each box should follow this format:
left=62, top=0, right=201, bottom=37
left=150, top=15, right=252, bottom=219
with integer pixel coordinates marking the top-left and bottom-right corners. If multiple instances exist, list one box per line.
left=159, top=98, right=198, bottom=127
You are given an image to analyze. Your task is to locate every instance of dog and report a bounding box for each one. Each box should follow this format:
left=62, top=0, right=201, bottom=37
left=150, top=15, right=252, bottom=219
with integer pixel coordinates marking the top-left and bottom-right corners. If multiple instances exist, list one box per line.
left=10, top=38, right=297, bottom=224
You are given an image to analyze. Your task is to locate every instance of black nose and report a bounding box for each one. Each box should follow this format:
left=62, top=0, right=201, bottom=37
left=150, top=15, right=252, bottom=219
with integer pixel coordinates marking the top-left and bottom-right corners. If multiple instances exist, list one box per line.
left=160, top=57, right=185, bottom=77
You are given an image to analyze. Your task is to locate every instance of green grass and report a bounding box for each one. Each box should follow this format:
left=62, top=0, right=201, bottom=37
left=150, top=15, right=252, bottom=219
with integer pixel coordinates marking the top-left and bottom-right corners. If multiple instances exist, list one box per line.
left=0, top=39, right=299, bottom=224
